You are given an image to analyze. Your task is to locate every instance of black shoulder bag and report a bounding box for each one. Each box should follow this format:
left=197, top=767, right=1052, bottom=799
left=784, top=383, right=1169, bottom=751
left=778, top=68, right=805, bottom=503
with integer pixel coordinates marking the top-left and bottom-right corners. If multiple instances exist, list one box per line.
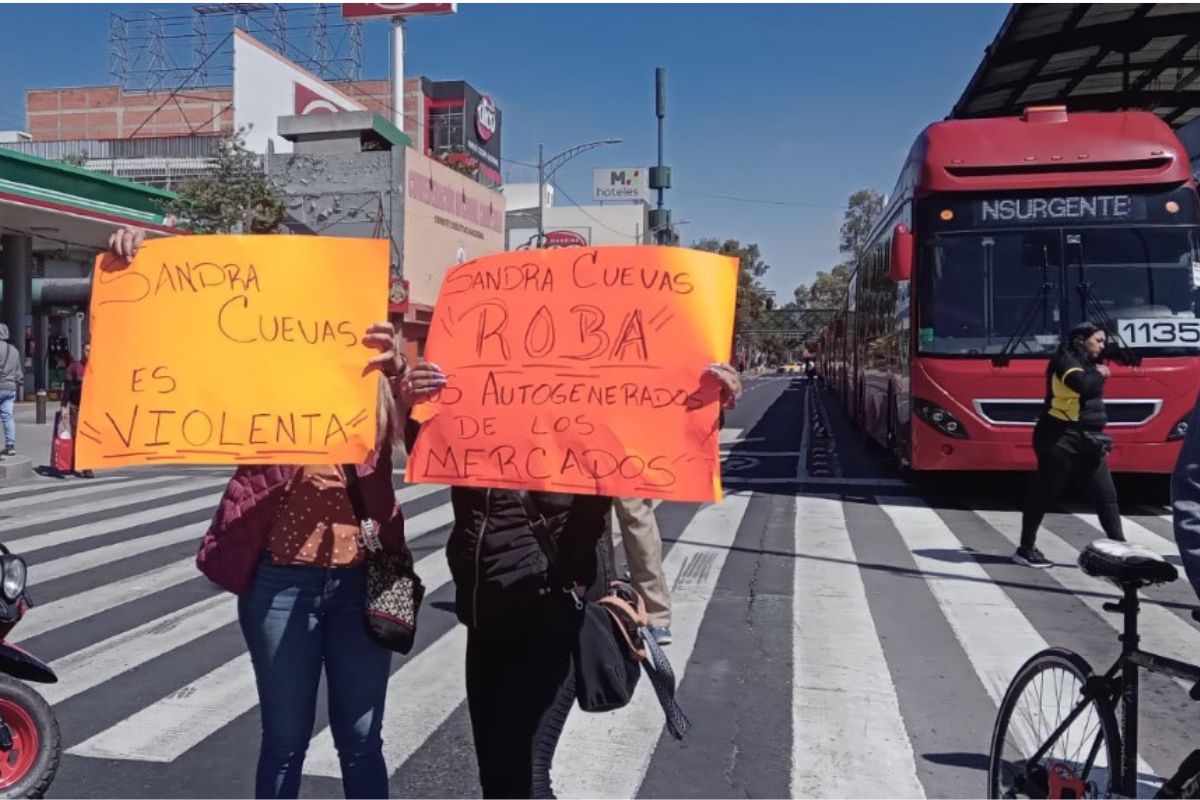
left=344, top=465, right=425, bottom=654
left=516, top=491, right=692, bottom=738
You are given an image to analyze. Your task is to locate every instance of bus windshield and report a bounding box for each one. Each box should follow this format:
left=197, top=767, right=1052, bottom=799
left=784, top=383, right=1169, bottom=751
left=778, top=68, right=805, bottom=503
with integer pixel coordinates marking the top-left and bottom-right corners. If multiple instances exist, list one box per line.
left=917, top=225, right=1200, bottom=357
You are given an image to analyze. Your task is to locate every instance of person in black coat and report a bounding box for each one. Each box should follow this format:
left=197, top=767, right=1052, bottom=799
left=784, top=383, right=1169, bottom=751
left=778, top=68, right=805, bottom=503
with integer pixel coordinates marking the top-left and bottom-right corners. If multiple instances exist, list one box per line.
left=1016, top=321, right=1126, bottom=568
left=403, top=360, right=739, bottom=799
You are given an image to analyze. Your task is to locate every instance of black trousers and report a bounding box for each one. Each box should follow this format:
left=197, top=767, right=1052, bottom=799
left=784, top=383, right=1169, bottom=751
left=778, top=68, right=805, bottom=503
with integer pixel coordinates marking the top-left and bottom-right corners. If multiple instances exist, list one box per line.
left=1020, top=420, right=1125, bottom=549
left=465, top=630, right=576, bottom=799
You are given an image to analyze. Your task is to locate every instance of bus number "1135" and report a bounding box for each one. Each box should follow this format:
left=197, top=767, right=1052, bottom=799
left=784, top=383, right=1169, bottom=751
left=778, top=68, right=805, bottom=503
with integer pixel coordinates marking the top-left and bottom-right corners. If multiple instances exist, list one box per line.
left=1117, top=318, right=1200, bottom=347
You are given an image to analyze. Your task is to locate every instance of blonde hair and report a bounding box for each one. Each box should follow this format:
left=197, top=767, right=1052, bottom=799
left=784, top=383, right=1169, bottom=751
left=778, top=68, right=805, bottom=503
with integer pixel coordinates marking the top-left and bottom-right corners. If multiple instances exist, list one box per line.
left=376, top=373, right=404, bottom=452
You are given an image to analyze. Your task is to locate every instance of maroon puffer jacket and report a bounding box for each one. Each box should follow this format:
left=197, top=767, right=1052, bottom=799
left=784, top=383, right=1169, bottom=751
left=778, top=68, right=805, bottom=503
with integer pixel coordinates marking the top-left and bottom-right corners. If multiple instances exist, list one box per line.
left=196, top=443, right=405, bottom=595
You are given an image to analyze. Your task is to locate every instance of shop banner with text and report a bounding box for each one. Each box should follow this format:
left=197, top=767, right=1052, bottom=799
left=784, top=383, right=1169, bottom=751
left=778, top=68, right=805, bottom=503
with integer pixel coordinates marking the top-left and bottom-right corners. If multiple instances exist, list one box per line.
left=406, top=246, right=737, bottom=502
left=76, top=236, right=388, bottom=470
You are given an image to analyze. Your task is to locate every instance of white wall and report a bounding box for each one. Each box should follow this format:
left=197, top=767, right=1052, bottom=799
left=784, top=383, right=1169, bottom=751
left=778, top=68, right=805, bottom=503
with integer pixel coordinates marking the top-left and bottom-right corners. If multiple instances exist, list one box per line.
left=233, top=28, right=365, bottom=154
left=507, top=202, right=650, bottom=249
left=502, top=182, right=554, bottom=212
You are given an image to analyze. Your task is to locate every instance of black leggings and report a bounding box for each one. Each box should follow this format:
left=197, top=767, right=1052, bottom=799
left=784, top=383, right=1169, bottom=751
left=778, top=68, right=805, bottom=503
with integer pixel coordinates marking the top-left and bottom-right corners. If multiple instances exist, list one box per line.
left=465, top=630, right=576, bottom=799
left=1020, top=423, right=1125, bottom=549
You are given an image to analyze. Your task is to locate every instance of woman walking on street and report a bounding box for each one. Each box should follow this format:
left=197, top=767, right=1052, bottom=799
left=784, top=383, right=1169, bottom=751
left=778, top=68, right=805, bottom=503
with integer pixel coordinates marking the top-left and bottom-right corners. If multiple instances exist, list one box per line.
left=1016, top=321, right=1126, bottom=568
left=107, top=227, right=438, bottom=799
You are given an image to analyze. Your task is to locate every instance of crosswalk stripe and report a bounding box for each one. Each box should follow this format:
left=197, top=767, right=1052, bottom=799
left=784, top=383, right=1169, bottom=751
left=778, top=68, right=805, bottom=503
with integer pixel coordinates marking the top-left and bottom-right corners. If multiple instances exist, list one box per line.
left=979, top=509, right=1200, bottom=691
left=31, top=521, right=207, bottom=584
left=1073, top=512, right=1177, bottom=556
left=11, top=476, right=436, bottom=534
left=68, top=653, right=255, bottom=762
left=28, top=489, right=454, bottom=588
left=12, top=557, right=197, bottom=642
left=42, top=592, right=234, bottom=706
left=10, top=494, right=217, bottom=552
left=791, top=495, right=924, bottom=799
left=0, top=474, right=130, bottom=497
left=880, top=498, right=1157, bottom=796
left=68, top=503, right=458, bottom=763
left=395, top=483, right=446, bottom=504
left=0, top=475, right=191, bottom=512
left=11, top=477, right=228, bottom=528
left=551, top=493, right=752, bottom=799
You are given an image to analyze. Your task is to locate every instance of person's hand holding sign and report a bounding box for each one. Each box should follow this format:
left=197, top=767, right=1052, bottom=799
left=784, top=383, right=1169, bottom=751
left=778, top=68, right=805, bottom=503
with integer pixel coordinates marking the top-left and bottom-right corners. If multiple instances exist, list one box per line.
left=106, top=226, right=145, bottom=264
left=397, top=361, right=447, bottom=408
left=707, top=363, right=743, bottom=409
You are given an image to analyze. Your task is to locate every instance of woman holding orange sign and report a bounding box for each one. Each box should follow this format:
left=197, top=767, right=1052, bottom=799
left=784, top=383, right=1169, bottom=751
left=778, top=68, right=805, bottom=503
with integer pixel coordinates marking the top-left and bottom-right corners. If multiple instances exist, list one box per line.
left=402, top=362, right=739, bottom=799
left=106, top=227, right=443, bottom=800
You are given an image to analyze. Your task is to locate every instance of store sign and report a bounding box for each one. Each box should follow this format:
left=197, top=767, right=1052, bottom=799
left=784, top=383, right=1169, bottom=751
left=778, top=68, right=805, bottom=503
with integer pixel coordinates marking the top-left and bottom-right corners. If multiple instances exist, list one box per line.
left=475, top=96, right=497, bottom=143
left=294, top=83, right=348, bottom=116
left=389, top=276, right=411, bottom=314
left=545, top=230, right=588, bottom=248
left=341, top=3, right=456, bottom=19
left=592, top=167, right=650, bottom=203
left=976, top=194, right=1141, bottom=224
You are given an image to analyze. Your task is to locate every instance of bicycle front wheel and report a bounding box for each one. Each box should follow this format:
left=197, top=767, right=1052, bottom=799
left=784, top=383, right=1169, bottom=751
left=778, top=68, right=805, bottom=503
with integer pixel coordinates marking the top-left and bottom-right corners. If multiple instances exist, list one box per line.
left=988, top=647, right=1120, bottom=798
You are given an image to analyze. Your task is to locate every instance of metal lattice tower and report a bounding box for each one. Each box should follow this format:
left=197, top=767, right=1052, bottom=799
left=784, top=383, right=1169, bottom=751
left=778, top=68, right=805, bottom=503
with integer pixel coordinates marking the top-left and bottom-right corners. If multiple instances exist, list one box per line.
left=310, top=5, right=330, bottom=75
left=192, top=12, right=210, bottom=86
left=271, top=4, right=288, bottom=57
left=145, top=11, right=171, bottom=91
left=108, top=14, right=129, bottom=85
left=107, top=4, right=364, bottom=92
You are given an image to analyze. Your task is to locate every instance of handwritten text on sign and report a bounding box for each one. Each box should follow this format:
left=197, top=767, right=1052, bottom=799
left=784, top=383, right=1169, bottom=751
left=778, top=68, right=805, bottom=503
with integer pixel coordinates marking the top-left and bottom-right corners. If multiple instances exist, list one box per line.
left=407, top=246, right=738, bottom=503
left=76, top=236, right=387, bottom=470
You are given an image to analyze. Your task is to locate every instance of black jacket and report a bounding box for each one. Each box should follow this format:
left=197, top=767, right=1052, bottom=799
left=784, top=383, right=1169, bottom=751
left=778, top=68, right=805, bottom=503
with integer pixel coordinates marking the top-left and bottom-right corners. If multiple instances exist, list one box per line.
left=1042, top=351, right=1107, bottom=431
left=445, top=487, right=612, bottom=635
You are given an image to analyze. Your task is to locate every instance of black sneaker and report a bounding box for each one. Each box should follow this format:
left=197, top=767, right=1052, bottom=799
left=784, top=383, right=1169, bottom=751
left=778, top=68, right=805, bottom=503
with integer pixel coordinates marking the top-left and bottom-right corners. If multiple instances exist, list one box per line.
left=1014, top=546, right=1052, bottom=568
left=2, top=447, right=14, bottom=457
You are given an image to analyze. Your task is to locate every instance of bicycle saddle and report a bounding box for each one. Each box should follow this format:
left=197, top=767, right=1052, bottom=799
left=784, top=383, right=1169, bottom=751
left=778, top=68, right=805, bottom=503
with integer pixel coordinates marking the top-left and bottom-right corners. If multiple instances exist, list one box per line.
left=1078, top=539, right=1178, bottom=587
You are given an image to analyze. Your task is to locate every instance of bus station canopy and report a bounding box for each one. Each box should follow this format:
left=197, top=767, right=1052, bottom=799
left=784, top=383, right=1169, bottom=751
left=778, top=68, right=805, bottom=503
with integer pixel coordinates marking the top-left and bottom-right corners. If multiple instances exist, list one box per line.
left=952, top=4, right=1200, bottom=129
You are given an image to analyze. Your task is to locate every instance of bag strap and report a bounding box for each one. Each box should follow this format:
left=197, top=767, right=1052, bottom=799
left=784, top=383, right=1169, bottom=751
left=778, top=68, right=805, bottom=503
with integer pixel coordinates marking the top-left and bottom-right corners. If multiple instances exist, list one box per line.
left=517, top=490, right=582, bottom=607
left=343, top=465, right=383, bottom=553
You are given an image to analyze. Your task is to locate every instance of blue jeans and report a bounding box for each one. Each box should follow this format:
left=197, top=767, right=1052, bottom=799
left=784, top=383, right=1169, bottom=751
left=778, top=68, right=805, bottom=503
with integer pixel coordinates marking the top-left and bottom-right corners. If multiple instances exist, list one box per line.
left=0, top=389, right=14, bottom=449
left=238, top=555, right=392, bottom=799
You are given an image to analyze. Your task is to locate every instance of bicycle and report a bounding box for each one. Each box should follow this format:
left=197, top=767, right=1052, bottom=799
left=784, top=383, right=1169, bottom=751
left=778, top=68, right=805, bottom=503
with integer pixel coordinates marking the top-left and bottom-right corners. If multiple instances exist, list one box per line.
left=988, top=539, right=1200, bottom=798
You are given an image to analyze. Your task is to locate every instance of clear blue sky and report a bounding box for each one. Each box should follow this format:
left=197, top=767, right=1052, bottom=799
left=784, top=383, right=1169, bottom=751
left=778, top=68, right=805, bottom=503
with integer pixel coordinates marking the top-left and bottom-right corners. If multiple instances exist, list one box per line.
left=0, top=3, right=1008, bottom=298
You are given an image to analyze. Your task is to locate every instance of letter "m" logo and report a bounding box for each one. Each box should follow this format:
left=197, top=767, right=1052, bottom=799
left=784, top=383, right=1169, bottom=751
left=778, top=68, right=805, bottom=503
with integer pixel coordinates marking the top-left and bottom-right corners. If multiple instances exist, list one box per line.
left=610, top=171, right=629, bottom=186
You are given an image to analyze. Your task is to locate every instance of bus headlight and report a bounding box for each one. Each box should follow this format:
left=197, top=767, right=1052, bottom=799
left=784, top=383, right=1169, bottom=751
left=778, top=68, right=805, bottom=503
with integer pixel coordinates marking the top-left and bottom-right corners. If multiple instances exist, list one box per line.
left=1168, top=415, right=1191, bottom=441
left=1, top=556, right=26, bottom=602
left=914, top=399, right=970, bottom=439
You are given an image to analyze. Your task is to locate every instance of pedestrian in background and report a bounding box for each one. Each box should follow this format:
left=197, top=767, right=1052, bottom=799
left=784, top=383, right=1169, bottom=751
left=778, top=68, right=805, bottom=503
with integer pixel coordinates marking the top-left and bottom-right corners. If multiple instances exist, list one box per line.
left=0, top=323, right=20, bottom=458
left=63, top=342, right=92, bottom=478
left=610, top=363, right=742, bottom=646
left=106, top=226, right=435, bottom=800
left=1017, top=321, right=1125, bottom=568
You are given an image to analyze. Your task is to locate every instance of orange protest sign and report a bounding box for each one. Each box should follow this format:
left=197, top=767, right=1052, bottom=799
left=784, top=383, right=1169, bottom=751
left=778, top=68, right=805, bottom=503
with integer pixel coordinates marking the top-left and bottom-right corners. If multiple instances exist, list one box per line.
left=75, top=235, right=388, bottom=470
left=406, top=246, right=738, bottom=503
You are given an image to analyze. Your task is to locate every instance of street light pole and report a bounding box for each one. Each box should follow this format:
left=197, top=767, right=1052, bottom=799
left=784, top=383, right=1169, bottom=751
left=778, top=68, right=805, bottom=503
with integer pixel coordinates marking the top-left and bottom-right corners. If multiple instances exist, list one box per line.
left=534, top=138, right=622, bottom=249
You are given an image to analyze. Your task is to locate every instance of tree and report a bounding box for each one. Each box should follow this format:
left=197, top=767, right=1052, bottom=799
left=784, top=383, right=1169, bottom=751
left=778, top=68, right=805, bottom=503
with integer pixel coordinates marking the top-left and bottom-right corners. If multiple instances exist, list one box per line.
left=808, top=262, right=853, bottom=309
left=166, top=128, right=284, bottom=234
left=694, top=238, right=777, bottom=366
left=59, top=152, right=89, bottom=168
left=839, top=188, right=885, bottom=265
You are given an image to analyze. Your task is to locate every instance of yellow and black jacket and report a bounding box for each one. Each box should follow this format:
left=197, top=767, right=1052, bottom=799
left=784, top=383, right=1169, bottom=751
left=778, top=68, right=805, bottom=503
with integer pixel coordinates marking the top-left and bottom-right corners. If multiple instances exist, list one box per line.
left=1043, top=352, right=1107, bottom=431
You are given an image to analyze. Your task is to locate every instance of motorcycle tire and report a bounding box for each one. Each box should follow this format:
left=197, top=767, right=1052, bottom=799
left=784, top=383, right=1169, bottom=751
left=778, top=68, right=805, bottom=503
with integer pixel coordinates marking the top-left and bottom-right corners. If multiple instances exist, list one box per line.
left=0, top=676, right=60, bottom=799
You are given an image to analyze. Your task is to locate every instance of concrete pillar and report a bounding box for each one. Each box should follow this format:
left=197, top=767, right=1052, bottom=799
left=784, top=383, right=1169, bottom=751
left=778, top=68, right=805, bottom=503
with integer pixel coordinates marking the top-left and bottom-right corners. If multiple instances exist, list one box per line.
left=0, top=235, right=30, bottom=398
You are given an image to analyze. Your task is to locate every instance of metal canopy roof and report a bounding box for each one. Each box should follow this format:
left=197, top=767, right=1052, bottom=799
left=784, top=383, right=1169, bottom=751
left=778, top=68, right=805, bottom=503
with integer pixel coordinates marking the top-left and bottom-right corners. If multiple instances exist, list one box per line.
left=952, top=4, right=1200, bottom=128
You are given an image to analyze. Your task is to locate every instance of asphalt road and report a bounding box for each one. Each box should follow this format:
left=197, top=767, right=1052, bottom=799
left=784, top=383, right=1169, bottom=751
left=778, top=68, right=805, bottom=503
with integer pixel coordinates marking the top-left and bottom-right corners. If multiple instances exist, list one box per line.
left=0, top=374, right=1193, bottom=798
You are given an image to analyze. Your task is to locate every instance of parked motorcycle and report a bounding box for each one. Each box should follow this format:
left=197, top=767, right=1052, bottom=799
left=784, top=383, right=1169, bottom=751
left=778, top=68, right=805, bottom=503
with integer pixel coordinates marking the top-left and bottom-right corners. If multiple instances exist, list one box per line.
left=0, top=546, right=59, bottom=798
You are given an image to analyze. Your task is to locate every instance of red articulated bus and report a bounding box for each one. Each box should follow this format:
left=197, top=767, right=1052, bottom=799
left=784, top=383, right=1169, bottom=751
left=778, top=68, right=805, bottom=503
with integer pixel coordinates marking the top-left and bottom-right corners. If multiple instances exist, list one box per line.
left=821, top=107, right=1200, bottom=474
